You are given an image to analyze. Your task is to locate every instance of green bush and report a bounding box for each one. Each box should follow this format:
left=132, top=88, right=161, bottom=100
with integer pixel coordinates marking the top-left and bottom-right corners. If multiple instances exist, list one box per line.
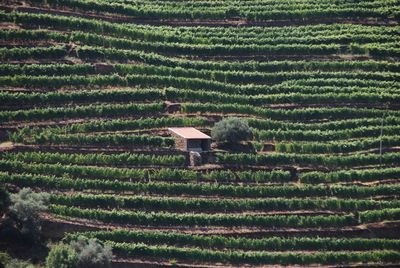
left=4, top=259, right=35, bottom=268
left=0, top=252, right=11, bottom=268
left=46, top=237, right=112, bottom=268
left=211, top=117, right=252, bottom=143
left=46, top=244, right=78, bottom=268
left=69, top=236, right=112, bottom=268
left=0, top=253, right=36, bottom=268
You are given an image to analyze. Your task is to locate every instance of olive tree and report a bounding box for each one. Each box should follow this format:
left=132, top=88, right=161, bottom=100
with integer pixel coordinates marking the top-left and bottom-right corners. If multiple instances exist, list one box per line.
left=211, top=117, right=252, bottom=143
left=46, top=236, right=113, bottom=268
left=9, top=188, right=49, bottom=241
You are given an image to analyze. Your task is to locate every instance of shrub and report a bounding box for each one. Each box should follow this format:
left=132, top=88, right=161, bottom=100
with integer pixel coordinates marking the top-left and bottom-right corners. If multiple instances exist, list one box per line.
left=46, top=244, right=78, bottom=268
left=5, top=259, right=35, bottom=268
left=70, top=236, right=112, bottom=268
left=46, top=237, right=112, bottom=268
left=0, top=252, right=11, bottom=268
left=211, top=117, right=252, bottom=143
left=0, top=253, right=36, bottom=268
left=252, top=141, right=264, bottom=152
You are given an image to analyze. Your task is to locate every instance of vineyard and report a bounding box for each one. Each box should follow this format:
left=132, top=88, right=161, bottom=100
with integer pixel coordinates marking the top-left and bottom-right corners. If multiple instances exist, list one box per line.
left=0, top=0, right=400, bottom=267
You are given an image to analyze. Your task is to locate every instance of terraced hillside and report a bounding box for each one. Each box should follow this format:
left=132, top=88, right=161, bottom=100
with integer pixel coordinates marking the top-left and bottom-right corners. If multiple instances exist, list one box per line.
left=1, top=0, right=400, bottom=267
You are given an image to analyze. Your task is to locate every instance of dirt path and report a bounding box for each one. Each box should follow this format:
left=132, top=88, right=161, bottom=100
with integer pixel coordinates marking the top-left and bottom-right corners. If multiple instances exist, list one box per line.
left=0, top=141, right=14, bottom=152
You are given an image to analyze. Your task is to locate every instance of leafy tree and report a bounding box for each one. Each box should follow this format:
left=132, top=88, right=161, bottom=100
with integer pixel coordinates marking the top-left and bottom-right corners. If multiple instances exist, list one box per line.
left=70, top=236, right=113, bottom=268
left=9, top=188, right=49, bottom=241
left=211, top=117, right=252, bottom=143
left=46, top=244, right=78, bottom=268
left=46, top=237, right=112, bottom=268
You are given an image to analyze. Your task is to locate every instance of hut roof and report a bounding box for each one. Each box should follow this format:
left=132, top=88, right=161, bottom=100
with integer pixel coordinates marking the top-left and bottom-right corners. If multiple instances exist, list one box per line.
left=168, top=127, right=211, bottom=139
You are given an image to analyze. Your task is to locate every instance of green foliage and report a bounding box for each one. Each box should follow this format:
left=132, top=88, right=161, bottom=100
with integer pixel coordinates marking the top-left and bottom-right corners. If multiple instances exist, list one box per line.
left=216, top=152, right=400, bottom=168
left=1, top=172, right=399, bottom=199
left=49, top=193, right=400, bottom=213
left=212, top=117, right=252, bottom=143
left=46, top=237, right=112, bottom=268
left=18, top=133, right=175, bottom=148
left=4, top=259, right=35, bottom=268
left=0, top=46, right=67, bottom=61
left=0, top=102, right=163, bottom=123
left=167, top=88, right=400, bottom=106
left=0, top=157, right=292, bottom=183
left=276, top=136, right=400, bottom=154
left=360, top=208, right=400, bottom=223
left=1, top=5, right=400, bottom=268
left=15, top=117, right=208, bottom=136
left=0, top=253, right=36, bottom=268
left=300, top=168, right=400, bottom=184
left=8, top=63, right=399, bottom=89
left=9, top=188, right=49, bottom=240
left=3, top=11, right=400, bottom=53
left=69, top=236, right=112, bottom=268
left=183, top=103, right=399, bottom=121
left=110, top=242, right=400, bottom=265
left=1, top=89, right=164, bottom=106
left=252, top=141, right=264, bottom=152
left=2, top=70, right=398, bottom=98
left=46, top=244, right=78, bottom=268
left=0, top=252, right=11, bottom=268
left=248, top=116, right=400, bottom=132
left=254, top=126, right=400, bottom=142
left=9, top=188, right=49, bottom=222
left=50, top=204, right=356, bottom=228
left=66, top=230, right=400, bottom=252
left=6, top=1, right=399, bottom=23
left=3, top=152, right=184, bottom=167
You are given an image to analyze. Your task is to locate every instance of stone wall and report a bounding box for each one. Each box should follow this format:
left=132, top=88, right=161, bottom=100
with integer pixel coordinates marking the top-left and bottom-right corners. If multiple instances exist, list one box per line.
left=189, top=151, right=202, bottom=166
left=170, top=132, right=187, bottom=151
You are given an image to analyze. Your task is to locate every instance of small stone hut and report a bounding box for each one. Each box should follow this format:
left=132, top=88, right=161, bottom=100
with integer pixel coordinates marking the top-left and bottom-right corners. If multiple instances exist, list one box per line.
left=168, top=127, right=211, bottom=152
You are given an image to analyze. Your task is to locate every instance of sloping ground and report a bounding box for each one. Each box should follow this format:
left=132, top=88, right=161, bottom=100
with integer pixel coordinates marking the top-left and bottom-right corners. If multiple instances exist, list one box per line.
left=1, top=0, right=400, bottom=266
